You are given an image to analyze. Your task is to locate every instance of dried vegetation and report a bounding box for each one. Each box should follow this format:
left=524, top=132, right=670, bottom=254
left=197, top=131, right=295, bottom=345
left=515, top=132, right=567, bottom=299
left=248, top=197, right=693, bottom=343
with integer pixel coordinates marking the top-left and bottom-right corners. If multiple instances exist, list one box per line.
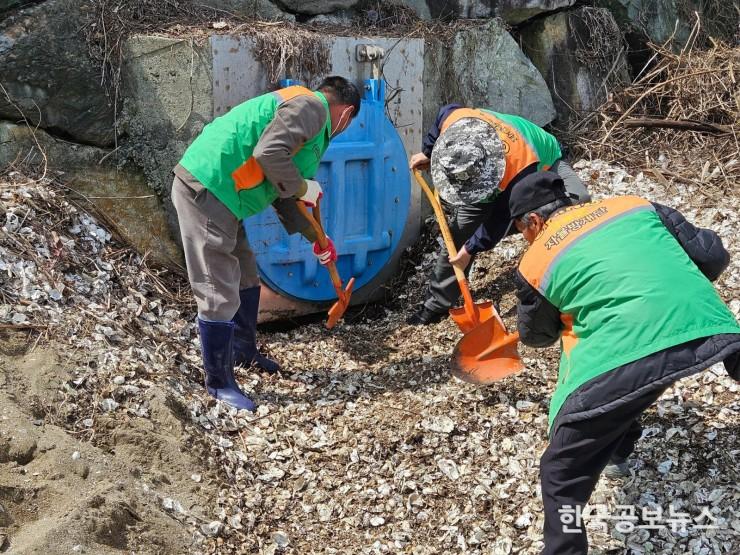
left=572, top=19, right=739, bottom=199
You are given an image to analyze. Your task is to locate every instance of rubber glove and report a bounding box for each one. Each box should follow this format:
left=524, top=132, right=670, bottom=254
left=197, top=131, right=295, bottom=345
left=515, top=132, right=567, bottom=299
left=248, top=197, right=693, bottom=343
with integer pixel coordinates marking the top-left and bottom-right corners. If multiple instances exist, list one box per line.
left=299, top=179, right=323, bottom=207
left=313, top=237, right=337, bottom=266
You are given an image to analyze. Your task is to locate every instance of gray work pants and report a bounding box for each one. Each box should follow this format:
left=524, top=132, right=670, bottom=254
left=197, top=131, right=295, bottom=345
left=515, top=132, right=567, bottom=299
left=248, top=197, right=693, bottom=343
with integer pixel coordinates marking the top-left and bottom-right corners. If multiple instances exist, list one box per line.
left=171, top=175, right=260, bottom=321
left=423, top=160, right=590, bottom=313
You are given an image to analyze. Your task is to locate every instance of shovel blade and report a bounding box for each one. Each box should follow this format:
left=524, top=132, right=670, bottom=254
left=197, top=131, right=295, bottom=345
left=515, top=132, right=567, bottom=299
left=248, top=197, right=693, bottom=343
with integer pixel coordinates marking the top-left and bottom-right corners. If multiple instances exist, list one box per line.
left=325, top=277, right=355, bottom=329
left=449, top=301, right=496, bottom=333
left=451, top=318, right=523, bottom=384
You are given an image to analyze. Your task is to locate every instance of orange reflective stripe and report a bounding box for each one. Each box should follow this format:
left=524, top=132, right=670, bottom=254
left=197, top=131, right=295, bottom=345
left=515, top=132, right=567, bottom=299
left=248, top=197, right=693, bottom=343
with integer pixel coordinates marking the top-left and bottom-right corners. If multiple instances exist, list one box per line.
left=232, top=156, right=265, bottom=191
left=519, top=196, right=654, bottom=291
left=232, top=86, right=313, bottom=192
left=272, top=85, right=314, bottom=104
left=440, top=108, right=539, bottom=190
left=560, top=313, right=578, bottom=359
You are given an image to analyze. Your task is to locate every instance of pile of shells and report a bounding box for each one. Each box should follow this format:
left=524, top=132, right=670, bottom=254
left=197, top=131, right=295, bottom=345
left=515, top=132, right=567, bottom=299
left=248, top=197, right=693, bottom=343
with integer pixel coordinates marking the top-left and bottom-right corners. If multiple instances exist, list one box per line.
left=1, top=160, right=737, bottom=554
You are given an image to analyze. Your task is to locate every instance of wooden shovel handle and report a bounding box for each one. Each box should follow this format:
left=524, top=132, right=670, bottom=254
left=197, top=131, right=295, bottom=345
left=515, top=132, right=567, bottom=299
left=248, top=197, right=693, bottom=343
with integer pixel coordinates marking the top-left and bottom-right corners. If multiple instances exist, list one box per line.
left=412, top=170, right=477, bottom=317
left=297, top=199, right=343, bottom=291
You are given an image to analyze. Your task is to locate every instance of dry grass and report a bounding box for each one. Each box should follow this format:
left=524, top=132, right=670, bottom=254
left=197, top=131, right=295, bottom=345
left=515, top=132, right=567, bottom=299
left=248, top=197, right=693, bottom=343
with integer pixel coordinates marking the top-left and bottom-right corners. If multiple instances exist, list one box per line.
left=571, top=18, right=739, bottom=199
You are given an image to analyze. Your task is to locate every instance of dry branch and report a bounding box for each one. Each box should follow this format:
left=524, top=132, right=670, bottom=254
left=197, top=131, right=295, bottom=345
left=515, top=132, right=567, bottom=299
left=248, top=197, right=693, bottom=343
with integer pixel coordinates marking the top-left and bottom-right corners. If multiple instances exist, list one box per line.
left=622, top=118, right=732, bottom=135
left=571, top=26, right=740, bottom=198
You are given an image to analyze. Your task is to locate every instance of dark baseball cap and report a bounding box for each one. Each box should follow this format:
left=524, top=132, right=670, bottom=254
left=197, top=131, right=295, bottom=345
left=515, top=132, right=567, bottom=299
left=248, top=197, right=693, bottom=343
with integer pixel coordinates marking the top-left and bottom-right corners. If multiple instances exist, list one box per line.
left=504, top=171, right=572, bottom=235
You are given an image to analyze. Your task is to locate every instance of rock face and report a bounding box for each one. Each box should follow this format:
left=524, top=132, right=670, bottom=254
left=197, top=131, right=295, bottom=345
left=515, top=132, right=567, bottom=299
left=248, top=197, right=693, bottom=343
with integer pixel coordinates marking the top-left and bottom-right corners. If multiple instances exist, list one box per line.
left=595, top=0, right=693, bottom=47
left=520, top=6, right=630, bottom=128
left=202, top=0, right=294, bottom=20
left=428, top=19, right=555, bottom=126
left=0, top=122, right=183, bottom=267
left=0, top=0, right=115, bottom=147
left=594, top=0, right=738, bottom=49
left=393, top=0, right=575, bottom=22
left=497, top=0, right=576, bottom=24
left=393, top=0, right=432, bottom=19
left=0, top=0, right=26, bottom=15
left=120, top=35, right=214, bottom=238
left=275, top=0, right=360, bottom=15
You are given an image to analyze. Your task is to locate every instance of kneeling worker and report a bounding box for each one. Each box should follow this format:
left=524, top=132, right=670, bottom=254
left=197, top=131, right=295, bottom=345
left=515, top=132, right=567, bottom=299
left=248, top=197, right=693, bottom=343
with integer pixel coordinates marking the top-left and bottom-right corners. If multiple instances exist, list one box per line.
left=510, top=171, right=740, bottom=554
left=172, top=76, right=361, bottom=411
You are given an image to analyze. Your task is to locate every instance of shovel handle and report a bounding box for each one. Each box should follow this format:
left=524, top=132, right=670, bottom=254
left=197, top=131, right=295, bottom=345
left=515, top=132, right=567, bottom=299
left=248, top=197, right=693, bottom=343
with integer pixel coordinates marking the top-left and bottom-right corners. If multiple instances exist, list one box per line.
left=412, top=170, right=478, bottom=320
left=297, top=199, right=343, bottom=291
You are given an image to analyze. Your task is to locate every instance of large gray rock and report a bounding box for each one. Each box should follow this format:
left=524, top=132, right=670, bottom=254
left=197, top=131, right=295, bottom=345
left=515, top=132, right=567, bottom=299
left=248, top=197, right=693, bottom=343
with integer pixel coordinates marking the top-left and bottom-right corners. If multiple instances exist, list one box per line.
left=120, top=35, right=214, bottom=240
left=593, top=0, right=738, bottom=48
left=392, top=0, right=431, bottom=20
left=432, top=19, right=555, bottom=126
left=200, top=0, right=294, bottom=20
left=1, top=1, right=26, bottom=15
left=274, top=0, right=359, bottom=15
left=392, top=1, right=575, bottom=22
left=497, top=0, right=575, bottom=24
left=595, top=0, right=691, bottom=46
left=0, top=0, right=115, bottom=147
left=0, top=123, right=183, bottom=267
left=521, top=6, right=630, bottom=128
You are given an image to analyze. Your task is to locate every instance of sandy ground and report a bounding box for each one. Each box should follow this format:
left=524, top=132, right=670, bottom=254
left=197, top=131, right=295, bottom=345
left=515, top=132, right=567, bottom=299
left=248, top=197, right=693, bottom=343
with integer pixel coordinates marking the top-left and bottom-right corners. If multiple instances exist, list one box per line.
left=0, top=160, right=738, bottom=554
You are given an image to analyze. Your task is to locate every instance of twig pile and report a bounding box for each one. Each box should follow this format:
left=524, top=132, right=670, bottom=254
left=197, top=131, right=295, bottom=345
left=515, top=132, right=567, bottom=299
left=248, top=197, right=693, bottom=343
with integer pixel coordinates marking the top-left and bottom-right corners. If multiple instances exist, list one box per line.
left=573, top=21, right=739, bottom=198
left=252, top=25, right=331, bottom=86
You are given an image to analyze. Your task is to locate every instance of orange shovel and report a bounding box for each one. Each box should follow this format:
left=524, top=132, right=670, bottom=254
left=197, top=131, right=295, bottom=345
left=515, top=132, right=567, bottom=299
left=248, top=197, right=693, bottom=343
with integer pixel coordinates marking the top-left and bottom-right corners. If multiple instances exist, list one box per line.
left=297, top=199, right=355, bottom=329
left=412, top=170, right=523, bottom=384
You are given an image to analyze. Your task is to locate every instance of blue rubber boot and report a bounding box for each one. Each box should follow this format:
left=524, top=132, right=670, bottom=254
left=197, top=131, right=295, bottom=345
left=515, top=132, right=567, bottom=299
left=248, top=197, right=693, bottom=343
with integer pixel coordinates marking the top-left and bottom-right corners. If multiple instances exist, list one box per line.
left=233, top=287, right=281, bottom=374
left=198, top=318, right=256, bottom=412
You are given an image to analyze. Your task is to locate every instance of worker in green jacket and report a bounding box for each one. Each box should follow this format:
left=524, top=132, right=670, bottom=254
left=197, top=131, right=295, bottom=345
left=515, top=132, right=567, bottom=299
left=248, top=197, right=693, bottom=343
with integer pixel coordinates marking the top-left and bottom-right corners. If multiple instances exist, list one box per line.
left=506, top=171, right=740, bottom=554
left=171, top=76, right=361, bottom=411
left=407, top=104, right=590, bottom=326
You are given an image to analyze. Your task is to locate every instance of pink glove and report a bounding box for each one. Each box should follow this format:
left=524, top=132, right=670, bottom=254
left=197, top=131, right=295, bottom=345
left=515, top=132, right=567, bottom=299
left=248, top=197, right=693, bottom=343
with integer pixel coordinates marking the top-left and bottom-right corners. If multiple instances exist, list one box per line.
left=312, top=237, right=337, bottom=266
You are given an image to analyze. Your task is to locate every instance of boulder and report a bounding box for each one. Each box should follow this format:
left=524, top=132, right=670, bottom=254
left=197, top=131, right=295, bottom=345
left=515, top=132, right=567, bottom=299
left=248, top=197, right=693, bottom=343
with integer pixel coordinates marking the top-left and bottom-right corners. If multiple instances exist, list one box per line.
left=392, top=1, right=575, bottom=22
left=120, top=35, right=214, bottom=243
left=497, top=0, right=575, bottom=24
left=429, top=19, right=555, bottom=127
left=520, top=6, right=630, bottom=128
left=274, top=0, right=360, bottom=15
left=1, top=1, right=26, bottom=15
left=0, top=123, right=184, bottom=268
left=200, top=0, right=294, bottom=21
left=0, top=0, right=115, bottom=147
left=594, top=0, right=738, bottom=49
left=390, top=0, right=431, bottom=20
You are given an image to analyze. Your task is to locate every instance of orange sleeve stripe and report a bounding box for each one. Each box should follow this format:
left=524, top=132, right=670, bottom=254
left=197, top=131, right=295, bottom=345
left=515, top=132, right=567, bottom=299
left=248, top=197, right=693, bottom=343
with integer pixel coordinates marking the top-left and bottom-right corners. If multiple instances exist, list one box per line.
left=272, top=85, right=314, bottom=104
left=519, top=196, right=654, bottom=291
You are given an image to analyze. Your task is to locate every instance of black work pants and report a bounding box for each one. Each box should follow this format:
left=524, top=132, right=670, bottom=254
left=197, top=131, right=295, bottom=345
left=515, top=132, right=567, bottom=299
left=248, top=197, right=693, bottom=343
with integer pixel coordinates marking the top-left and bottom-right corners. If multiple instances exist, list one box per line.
left=540, top=386, right=666, bottom=555
left=423, top=199, right=497, bottom=313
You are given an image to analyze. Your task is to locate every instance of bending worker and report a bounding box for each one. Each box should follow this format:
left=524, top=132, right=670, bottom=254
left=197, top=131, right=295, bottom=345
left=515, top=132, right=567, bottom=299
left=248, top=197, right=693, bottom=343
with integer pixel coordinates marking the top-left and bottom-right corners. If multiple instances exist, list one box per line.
left=407, top=104, right=590, bottom=325
left=505, top=171, right=740, bottom=554
left=172, top=76, right=361, bottom=411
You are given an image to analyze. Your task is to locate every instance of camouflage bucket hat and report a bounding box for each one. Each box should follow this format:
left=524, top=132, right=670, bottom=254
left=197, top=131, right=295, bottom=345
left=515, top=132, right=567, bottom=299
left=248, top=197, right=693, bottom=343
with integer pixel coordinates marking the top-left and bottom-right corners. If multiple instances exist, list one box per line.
left=430, top=118, right=506, bottom=206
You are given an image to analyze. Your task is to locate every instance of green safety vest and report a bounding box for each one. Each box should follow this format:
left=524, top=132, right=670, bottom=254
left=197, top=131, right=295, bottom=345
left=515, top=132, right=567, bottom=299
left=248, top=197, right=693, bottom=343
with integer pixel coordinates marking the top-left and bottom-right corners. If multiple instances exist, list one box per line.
left=518, top=196, right=740, bottom=430
left=179, top=86, right=331, bottom=220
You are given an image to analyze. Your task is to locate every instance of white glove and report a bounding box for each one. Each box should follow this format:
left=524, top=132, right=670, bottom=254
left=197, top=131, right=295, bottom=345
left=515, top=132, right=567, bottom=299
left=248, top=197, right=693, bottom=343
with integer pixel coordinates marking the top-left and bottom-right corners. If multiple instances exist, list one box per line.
left=299, top=179, right=323, bottom=207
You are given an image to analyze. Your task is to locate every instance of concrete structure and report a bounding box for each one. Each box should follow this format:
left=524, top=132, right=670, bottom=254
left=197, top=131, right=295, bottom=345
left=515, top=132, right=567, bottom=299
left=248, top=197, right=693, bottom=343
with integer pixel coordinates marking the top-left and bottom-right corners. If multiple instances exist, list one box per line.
left=122, top=34, right=427, bottom=321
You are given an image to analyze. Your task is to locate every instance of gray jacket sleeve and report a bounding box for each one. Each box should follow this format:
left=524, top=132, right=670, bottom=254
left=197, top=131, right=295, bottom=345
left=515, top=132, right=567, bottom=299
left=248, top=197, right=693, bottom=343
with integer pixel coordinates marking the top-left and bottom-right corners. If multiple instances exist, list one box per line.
left=271, top=197, right=317, bottom=241
left=652, top=202, right=730, bottom=282
left=515, top=270, right=562, bottom=348
left=253, top=95, right=328, bottom=198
